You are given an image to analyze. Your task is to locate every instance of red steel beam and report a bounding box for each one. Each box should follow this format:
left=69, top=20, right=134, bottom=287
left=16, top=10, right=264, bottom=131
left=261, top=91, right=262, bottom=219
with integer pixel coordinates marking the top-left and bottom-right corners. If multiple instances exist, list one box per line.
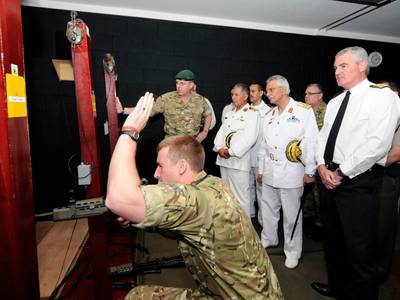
left=70, top=19, right=112, bottom=299
left=0, top=0, right=39, bottom=299
left=103, top=54, right=119, bottom=153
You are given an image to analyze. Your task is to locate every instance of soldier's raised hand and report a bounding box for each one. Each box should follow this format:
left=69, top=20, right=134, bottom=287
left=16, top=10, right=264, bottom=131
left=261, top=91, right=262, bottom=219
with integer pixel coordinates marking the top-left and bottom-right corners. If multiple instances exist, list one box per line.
left=123, top=92, right=154, bottom=133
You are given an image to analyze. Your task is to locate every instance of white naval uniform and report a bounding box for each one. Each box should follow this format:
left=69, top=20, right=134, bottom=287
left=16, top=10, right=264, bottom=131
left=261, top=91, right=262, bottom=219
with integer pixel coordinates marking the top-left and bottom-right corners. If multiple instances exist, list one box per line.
left=249, top=101, right=270, bottom=221
left=258, top=98, right=318, bottom=261
left=214, top=103, right=259, bottom=216
left=221, top=103, right=233, bottom=121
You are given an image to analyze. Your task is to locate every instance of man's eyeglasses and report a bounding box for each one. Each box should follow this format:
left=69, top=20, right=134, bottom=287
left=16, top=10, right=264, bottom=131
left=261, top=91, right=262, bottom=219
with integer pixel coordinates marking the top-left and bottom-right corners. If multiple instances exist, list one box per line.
left=304, top=92, right=321, bottom=96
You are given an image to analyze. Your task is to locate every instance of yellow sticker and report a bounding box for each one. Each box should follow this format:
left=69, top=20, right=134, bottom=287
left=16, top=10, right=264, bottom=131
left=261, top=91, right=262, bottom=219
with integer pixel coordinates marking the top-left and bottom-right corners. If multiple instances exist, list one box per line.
left=6, top=74, right=27, bottom=118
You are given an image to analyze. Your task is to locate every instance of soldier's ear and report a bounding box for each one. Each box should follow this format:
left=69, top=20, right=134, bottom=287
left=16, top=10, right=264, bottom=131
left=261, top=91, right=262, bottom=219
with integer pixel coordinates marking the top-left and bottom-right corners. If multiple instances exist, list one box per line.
left=178, top=159, right=188, bottom=175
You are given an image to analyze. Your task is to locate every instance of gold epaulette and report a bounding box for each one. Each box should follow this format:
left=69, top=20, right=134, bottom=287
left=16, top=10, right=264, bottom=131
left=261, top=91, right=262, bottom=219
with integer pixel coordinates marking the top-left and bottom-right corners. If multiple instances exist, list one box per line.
left=370, top=83, right=389, bottom=89
left=296, top=102, right=311, bottom=109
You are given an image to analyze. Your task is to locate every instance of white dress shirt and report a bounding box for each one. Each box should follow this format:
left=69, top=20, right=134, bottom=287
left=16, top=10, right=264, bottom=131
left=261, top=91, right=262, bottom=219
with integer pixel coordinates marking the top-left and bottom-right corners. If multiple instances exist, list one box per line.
left=316, top=79, right=400, bottom=178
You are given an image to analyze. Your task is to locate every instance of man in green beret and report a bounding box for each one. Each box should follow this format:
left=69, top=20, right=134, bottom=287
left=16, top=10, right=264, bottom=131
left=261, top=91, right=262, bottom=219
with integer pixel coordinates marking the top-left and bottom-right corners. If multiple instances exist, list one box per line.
left=117, top=69, right=212, bottom=142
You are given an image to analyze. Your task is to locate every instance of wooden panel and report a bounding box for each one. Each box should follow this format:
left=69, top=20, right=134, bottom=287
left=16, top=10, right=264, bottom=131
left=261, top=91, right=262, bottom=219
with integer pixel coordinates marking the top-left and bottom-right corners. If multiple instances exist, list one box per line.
left=37, top=219, right=88, bottom=298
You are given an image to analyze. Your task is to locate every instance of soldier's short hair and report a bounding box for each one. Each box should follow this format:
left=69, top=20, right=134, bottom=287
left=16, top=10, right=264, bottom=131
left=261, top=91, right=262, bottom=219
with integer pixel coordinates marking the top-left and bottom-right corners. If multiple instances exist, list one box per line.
left=336, top=46, right=369, bottom=75
left=266, top=75, right=290, bottom=95
left=157, top=136, right=205, bottom=172
left=307, top=83, right=324, bottom=94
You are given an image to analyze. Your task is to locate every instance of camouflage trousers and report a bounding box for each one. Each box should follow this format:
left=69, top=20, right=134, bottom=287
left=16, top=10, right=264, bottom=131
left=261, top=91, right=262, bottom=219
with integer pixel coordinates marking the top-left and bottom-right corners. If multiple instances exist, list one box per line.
left=124, top=285, right=213, bottom=300
left=302, top=179, right=322, bottom=224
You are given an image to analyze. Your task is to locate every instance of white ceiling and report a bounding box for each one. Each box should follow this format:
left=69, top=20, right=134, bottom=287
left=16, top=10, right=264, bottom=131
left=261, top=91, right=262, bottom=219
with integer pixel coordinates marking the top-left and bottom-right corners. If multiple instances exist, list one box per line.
left=22, top=0, right=400, bottom=44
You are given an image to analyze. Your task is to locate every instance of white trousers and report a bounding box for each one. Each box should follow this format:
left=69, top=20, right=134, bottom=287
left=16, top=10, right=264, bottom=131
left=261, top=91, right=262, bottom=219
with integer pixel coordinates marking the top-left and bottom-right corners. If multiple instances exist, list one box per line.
left=249, top=166, right=263, bottom=223
left=261, top=183, right=304, bottom=260
left=220, top=166, right=251, bottom=217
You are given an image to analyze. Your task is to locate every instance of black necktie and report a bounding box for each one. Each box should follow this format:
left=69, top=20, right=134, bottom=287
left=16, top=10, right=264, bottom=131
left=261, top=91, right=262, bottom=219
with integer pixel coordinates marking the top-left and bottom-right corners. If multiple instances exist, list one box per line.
left=324, top=91, right=351, bottom=164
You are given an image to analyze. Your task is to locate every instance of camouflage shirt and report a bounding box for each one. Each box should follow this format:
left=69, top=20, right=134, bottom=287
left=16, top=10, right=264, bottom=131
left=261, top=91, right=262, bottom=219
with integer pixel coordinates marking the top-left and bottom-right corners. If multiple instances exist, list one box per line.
left=314, top=101, right=327, bottom=130
left=133, top=171, right=283, bottom=299
left=151, top=91, right=211, bottom=138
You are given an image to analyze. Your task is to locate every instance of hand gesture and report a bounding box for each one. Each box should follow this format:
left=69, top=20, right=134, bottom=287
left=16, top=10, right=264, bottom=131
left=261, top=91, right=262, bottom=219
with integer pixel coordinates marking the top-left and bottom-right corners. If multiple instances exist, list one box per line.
left=123, top=92, right=154, bottom=133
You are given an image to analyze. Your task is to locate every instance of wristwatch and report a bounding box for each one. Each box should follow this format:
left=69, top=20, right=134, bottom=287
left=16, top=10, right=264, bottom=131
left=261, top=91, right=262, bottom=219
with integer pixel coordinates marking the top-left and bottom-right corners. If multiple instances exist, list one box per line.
left=336, top=168, right=345, bottom=177
left=121, top=130, right=140, bottom=142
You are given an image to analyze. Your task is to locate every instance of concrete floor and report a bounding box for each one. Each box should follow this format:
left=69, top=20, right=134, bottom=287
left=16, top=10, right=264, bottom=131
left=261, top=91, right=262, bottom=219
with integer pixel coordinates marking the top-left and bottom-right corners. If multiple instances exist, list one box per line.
left=138, top=221, right=400, bottom=300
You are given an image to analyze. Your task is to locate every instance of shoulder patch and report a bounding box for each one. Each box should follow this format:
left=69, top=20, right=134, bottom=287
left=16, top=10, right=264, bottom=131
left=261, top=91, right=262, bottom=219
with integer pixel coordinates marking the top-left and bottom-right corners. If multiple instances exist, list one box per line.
left=296, top=102, right=311, bottom=109
left=370, top=83, right=389, bottom=89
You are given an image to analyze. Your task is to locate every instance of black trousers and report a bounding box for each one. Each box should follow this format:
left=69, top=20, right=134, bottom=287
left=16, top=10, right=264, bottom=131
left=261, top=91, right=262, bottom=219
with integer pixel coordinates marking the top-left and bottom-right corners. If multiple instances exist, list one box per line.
left=320, top=166, right=383, bottom=300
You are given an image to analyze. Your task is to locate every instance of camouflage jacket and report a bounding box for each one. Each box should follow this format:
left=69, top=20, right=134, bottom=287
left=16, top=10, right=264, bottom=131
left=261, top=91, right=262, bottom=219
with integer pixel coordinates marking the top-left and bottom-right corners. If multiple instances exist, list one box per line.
left=134, top=171, right=283, bottom=299
left=151, top=91, right=211, bottom=137
left=315, top=101, right=327, bottom=130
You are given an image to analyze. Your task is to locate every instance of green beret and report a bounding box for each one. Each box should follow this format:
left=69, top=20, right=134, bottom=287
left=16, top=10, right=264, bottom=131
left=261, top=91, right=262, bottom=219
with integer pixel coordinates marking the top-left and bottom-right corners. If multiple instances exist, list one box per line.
left=175, top=69, right=195, bottom=81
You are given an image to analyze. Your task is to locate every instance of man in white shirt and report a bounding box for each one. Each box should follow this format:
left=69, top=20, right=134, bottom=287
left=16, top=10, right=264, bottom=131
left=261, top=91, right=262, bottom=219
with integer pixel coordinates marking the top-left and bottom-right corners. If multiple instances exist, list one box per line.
left=258, top=75, right=318, bottom=269
left=214, top=83, right=259, bottom=216
left=312, top=47, right=399, bottom=300
left=248, top=83, right=270, bottom=222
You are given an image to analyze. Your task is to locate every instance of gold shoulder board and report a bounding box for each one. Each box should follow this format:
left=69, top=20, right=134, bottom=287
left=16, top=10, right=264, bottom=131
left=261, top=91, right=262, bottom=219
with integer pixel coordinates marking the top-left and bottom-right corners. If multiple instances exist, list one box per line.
left=296, top=102, right=311, bottom=109
left=370, top=83, right=389, bottom=89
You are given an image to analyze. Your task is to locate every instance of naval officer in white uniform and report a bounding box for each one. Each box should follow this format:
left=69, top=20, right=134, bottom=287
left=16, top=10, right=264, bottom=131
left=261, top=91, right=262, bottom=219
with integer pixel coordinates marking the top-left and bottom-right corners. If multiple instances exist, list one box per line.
left=258, top=75, right=318, bottom=269
left=214, top=83, right=259, bottom=216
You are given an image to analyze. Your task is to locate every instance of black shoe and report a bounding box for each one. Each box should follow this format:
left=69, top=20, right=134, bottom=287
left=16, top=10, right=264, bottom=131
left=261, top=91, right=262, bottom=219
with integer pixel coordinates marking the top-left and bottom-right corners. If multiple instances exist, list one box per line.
left=311, top=282, right=336, bottom=298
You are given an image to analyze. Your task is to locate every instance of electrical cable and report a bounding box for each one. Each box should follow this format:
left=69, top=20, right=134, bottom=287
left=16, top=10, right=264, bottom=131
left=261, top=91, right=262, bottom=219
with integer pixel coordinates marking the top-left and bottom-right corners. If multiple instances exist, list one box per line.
left=48, top=254, right=91, bottom=300
left=55, top=255, right=91, bottom=300
left=48, top=219, right=86, bottom=300
left=67, top=153, right=80, bottom=179
left=51, top=219, right=78, bottom=298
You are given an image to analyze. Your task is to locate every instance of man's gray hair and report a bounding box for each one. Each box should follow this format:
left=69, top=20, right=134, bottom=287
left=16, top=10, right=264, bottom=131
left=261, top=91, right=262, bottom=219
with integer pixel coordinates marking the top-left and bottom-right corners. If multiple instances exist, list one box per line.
left=336, top=46, right=369, bottom=75
left=266, top=75, right=290, bottom=95
left=233, top=83, right=250, bottom=96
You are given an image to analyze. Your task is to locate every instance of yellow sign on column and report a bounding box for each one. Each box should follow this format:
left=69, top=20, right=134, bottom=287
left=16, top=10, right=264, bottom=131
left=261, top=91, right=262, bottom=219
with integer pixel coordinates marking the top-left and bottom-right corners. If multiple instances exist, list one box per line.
left=6, top=73, right=27, bottom=118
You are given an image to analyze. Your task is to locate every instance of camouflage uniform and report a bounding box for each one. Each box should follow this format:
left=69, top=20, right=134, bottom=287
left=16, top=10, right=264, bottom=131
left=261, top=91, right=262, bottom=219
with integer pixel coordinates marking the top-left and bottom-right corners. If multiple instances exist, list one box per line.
left=151, top=91, right=211, bottom=138
left=302, top=101, right=327, bottom=222
left=314, top=101, right=327, bottom=130
left=125, top=171, right=283, bottom=300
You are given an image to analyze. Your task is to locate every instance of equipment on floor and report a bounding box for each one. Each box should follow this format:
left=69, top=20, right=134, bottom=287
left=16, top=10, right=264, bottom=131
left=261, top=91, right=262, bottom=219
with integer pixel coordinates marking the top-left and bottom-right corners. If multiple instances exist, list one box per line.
left=110, top=255, right=185, bottom=277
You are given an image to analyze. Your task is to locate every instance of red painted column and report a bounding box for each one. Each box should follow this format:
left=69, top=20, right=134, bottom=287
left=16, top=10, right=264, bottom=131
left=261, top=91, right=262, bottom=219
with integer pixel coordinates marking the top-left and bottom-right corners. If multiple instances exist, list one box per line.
left=0, top=0, right=39, bottom=299
left=69, top=19, right=112, bottom=299
left=103, top=54, right=119, bottom=153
